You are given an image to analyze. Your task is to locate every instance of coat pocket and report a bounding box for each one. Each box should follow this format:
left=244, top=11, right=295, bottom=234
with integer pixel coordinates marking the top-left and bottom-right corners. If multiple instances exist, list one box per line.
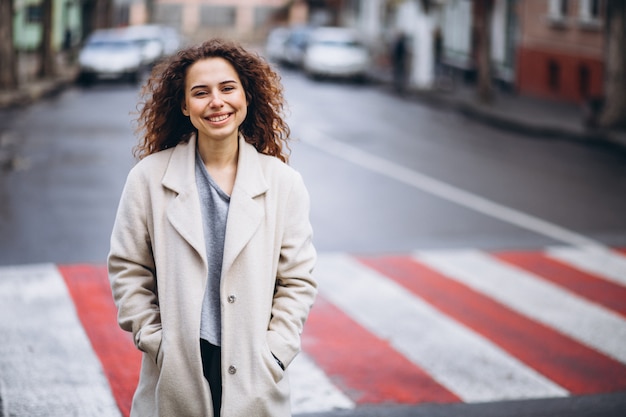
left=137, top=324, right=163, bottom=368
left=263, top=345, right=285, bottom=384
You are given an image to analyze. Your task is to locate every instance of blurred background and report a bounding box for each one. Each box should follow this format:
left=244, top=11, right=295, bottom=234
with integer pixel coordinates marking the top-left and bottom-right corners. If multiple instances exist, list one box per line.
left=1, top=1, right=626, bottom=417
left=1, top=0, right=625, bottom=126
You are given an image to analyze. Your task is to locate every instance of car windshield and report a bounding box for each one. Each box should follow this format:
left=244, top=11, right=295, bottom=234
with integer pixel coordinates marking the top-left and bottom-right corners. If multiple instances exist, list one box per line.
left=86, top=40, right=136, bottom=50
left=313, top=39, right=361, bottom=48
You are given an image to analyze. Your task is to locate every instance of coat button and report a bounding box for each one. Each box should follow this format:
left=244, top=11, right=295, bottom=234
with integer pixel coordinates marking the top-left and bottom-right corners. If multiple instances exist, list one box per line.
left=227, top=294, right=236, bottom=303
left=228, top=365, right=237, bottom=375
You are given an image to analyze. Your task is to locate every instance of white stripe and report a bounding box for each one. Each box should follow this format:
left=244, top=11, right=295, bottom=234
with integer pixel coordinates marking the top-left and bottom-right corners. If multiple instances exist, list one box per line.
left=314, top=253, right=568, bottom=402
left=0, top=264, right=121, bottom=417
left=300, top=127, right=605, bottom=249
left=290, top=353, right=355, bottom=413
left=546, top=246, right=626, bottom=287
left=416, top=250, right=626, bottom=364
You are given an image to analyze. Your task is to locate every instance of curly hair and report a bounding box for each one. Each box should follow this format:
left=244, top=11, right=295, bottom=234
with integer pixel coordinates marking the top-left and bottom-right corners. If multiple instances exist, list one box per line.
left=134, top=38, right=291, bottom=162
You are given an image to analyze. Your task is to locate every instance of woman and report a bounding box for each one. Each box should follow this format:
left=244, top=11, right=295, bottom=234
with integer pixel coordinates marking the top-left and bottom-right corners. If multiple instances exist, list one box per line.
left=108, top=38, right=317, bottom=417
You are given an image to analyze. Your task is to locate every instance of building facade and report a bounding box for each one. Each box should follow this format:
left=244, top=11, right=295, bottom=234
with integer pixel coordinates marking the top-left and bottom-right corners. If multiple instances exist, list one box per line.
left=13, top=0, right=83, bottom=51
left=516, top=0, right=605, bottom=103
left=440, top=0, right=518, bottom=87
left=119, top=0, right=295, bottom=43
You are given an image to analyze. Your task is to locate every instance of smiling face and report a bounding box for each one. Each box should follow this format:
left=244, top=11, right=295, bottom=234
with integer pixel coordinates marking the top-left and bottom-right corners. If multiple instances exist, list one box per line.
left=182, top=57, right=248, bottom=146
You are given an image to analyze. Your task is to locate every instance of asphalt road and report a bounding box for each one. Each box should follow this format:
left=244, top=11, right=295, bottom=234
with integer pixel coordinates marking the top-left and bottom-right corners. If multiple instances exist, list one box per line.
left=1, top=70, right=626, bottom=263
left=1, top=68, right=625, bottom=416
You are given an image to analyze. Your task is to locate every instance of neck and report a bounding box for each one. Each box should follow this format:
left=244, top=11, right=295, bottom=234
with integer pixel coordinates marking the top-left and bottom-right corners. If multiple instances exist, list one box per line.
left=197, top=135, right=239, bottom=170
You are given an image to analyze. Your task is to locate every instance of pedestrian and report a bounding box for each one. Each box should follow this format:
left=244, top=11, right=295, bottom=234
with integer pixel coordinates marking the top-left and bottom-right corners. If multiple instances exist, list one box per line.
left=392, top=31, right=409, bottom=94
left=108, top=38, right=318, bottom=417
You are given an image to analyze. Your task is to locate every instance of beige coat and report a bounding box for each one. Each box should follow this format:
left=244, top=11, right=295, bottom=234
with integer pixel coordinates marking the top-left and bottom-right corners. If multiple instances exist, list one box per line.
left=108, top=135, right=317, bottom=416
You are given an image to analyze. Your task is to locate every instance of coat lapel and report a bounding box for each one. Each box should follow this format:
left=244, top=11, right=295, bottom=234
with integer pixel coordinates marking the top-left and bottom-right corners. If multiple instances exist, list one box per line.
left=222, top=136, right=269, bottom=275
left=162, top=135, right=207, bottom=265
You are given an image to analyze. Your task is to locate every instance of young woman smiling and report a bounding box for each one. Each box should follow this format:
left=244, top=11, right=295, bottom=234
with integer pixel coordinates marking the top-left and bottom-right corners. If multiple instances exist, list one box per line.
left=108, top=39, right=317, bottom=417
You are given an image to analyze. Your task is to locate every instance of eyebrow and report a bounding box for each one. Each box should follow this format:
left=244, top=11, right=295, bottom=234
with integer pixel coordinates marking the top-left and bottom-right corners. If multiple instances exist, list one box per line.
left=190, top=80, right=238, bottom=90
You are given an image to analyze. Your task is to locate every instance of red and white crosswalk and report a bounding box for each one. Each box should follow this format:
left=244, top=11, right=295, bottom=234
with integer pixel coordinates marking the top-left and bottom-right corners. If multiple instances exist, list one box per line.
left=1, top=246, right=625, bottom=416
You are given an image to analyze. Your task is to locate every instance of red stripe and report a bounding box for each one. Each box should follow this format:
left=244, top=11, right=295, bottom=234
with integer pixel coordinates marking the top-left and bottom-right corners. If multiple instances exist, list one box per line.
left=58, top=265, right=139, bottom=417
left=358, top=255, right=626, bottom=395
left=494, top=251, right=626, bottom=318
left=303, top=295, right=460, bottom=404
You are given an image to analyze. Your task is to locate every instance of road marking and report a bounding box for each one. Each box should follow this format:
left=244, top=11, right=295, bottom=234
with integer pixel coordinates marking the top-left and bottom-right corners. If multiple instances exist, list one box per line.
left=303, top=295, right=459, bottom=405
left=360, top=254, right=626, bottom=395
left=2, top=246, right=625, bottom=415
left=0, top=264, right=121, bottom=417
left=495, top=250, right=626, bottom=318
left=289, top=352, right=355, bottom=413
left=546, top=246, right=626, bottom=287
left=314, top=253, right=568, bottom=402
left=300, top=127, right=606, bottom=250
left=57, top=264, right=350, bottom=416
left=416, top=250, right=626, bottom=364
left=59, top=264, right=141, bottom=417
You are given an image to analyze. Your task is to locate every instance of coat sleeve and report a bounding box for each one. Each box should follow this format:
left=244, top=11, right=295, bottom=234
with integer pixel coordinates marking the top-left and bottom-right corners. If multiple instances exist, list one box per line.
left=267, top=172, right=318, bottom=369
left=108, top=166, right=162, bottom=364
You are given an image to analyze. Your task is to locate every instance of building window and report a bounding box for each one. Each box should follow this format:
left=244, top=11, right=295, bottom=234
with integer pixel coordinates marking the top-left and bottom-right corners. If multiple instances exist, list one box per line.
left=548, top=60, right=560, bottom=91
left=578, top=0, right=603, bottom=28
left=579, top=64, right=590, bottom=98
left=200, top=6, right=236, bottom=28
left=155, top=4, right=183, bottom=29
left=26, top=5, right=42, bottom=23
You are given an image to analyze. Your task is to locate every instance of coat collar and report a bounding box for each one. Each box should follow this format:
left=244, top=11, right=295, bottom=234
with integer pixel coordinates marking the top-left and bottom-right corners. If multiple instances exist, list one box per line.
left=223, top=135, right=269, bottom=275
left=162, top=134, right=269, bottom=273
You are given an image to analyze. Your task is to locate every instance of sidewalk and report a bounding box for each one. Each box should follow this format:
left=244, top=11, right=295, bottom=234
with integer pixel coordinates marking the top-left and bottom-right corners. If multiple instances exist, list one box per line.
left=368, top=65, right=626, bottom=151
left=0, top=52, right=78, bottom=110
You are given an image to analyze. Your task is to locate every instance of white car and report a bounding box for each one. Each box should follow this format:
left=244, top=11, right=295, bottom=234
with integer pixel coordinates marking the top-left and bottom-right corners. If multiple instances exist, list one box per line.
left=265, top=27, right=290, bottom=64
left=78, top=29, right=144, bottom=84
left=78, top=26, right=184, bottom=85
left=123, top=24, right=183, bottom=66
left=303, top=27, right=370, bottom=81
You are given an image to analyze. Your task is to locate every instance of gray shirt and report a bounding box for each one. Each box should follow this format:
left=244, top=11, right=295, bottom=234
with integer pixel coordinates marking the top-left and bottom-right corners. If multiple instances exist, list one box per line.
left=195, top=152, right=230, bottom=346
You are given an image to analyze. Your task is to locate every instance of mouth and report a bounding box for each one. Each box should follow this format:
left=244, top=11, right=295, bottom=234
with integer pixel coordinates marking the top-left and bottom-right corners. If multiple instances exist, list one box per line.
left=206, top=113, right=232, bottom=123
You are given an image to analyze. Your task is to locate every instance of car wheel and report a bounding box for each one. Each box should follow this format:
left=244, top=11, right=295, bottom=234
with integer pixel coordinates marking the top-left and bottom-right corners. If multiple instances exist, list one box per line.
left=77, top=72, right=95, bottom=87
left=127, top=70, right=140, bottom=85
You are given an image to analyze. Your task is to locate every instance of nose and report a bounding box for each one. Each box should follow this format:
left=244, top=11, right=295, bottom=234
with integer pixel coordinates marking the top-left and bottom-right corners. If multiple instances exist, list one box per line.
left=209, top=92, right=224, bottom=108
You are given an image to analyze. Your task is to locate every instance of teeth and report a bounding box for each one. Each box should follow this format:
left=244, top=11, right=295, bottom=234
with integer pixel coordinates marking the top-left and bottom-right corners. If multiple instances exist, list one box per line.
left=208, top=114, right=229, bottom=122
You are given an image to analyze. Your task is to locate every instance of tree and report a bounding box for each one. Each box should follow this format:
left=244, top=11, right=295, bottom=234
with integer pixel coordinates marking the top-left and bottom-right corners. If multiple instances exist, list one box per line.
left=0, top=0, right=18, bottom=90
left=600, top=0, right=626, bottom=128
left=37, top=0, right=55, bottom=78
left=474, top=0, right=494, bottom=103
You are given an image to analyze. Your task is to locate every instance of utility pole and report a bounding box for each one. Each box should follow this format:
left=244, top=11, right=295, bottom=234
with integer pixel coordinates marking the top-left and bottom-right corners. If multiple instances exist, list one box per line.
left=600, top=0, right=626, bottom=128
left=475, top=0, right=494, bottom=103
left=38, top=0, right=56, bottom=78
left=0, top=0, right=18, bottom=89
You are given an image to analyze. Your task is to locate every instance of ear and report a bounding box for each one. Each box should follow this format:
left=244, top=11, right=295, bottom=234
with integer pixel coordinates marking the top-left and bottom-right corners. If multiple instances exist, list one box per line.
left=181, top=102, right=189, bottom=117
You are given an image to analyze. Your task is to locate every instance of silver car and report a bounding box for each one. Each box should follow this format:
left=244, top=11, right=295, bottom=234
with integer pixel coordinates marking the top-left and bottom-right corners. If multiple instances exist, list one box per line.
left=303, top=27, right=370, bottom=81
left=77, top=25, right=183, bottom=85
left=77, top=29, right=144, bottom=84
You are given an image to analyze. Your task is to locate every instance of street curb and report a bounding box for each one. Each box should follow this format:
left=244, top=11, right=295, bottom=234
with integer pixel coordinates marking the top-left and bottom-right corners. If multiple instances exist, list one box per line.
left=385, top=84, right=626, bottom=152
left=366, top=66, right=626, bottom=152
left=0, top=71, right=78, bottom=111
left=455, top=100, right=626, bottom=151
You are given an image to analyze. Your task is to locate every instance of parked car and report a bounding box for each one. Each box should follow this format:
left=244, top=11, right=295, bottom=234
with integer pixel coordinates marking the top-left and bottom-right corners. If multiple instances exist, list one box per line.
left=77, top=28, right=144, bottom=84
left=282, top=25, right=313, bottom=68
left=77, top=25, right=184, bottom=85
left=123, top=24, right=183, bottom=66
left=302, top=27, right=371, bottom=81
left=264, top=26, right=290, bottom=64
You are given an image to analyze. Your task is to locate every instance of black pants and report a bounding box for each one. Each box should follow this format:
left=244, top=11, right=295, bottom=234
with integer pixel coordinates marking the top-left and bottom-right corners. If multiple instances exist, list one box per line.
left=200, top=339, right=222, bottom=416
